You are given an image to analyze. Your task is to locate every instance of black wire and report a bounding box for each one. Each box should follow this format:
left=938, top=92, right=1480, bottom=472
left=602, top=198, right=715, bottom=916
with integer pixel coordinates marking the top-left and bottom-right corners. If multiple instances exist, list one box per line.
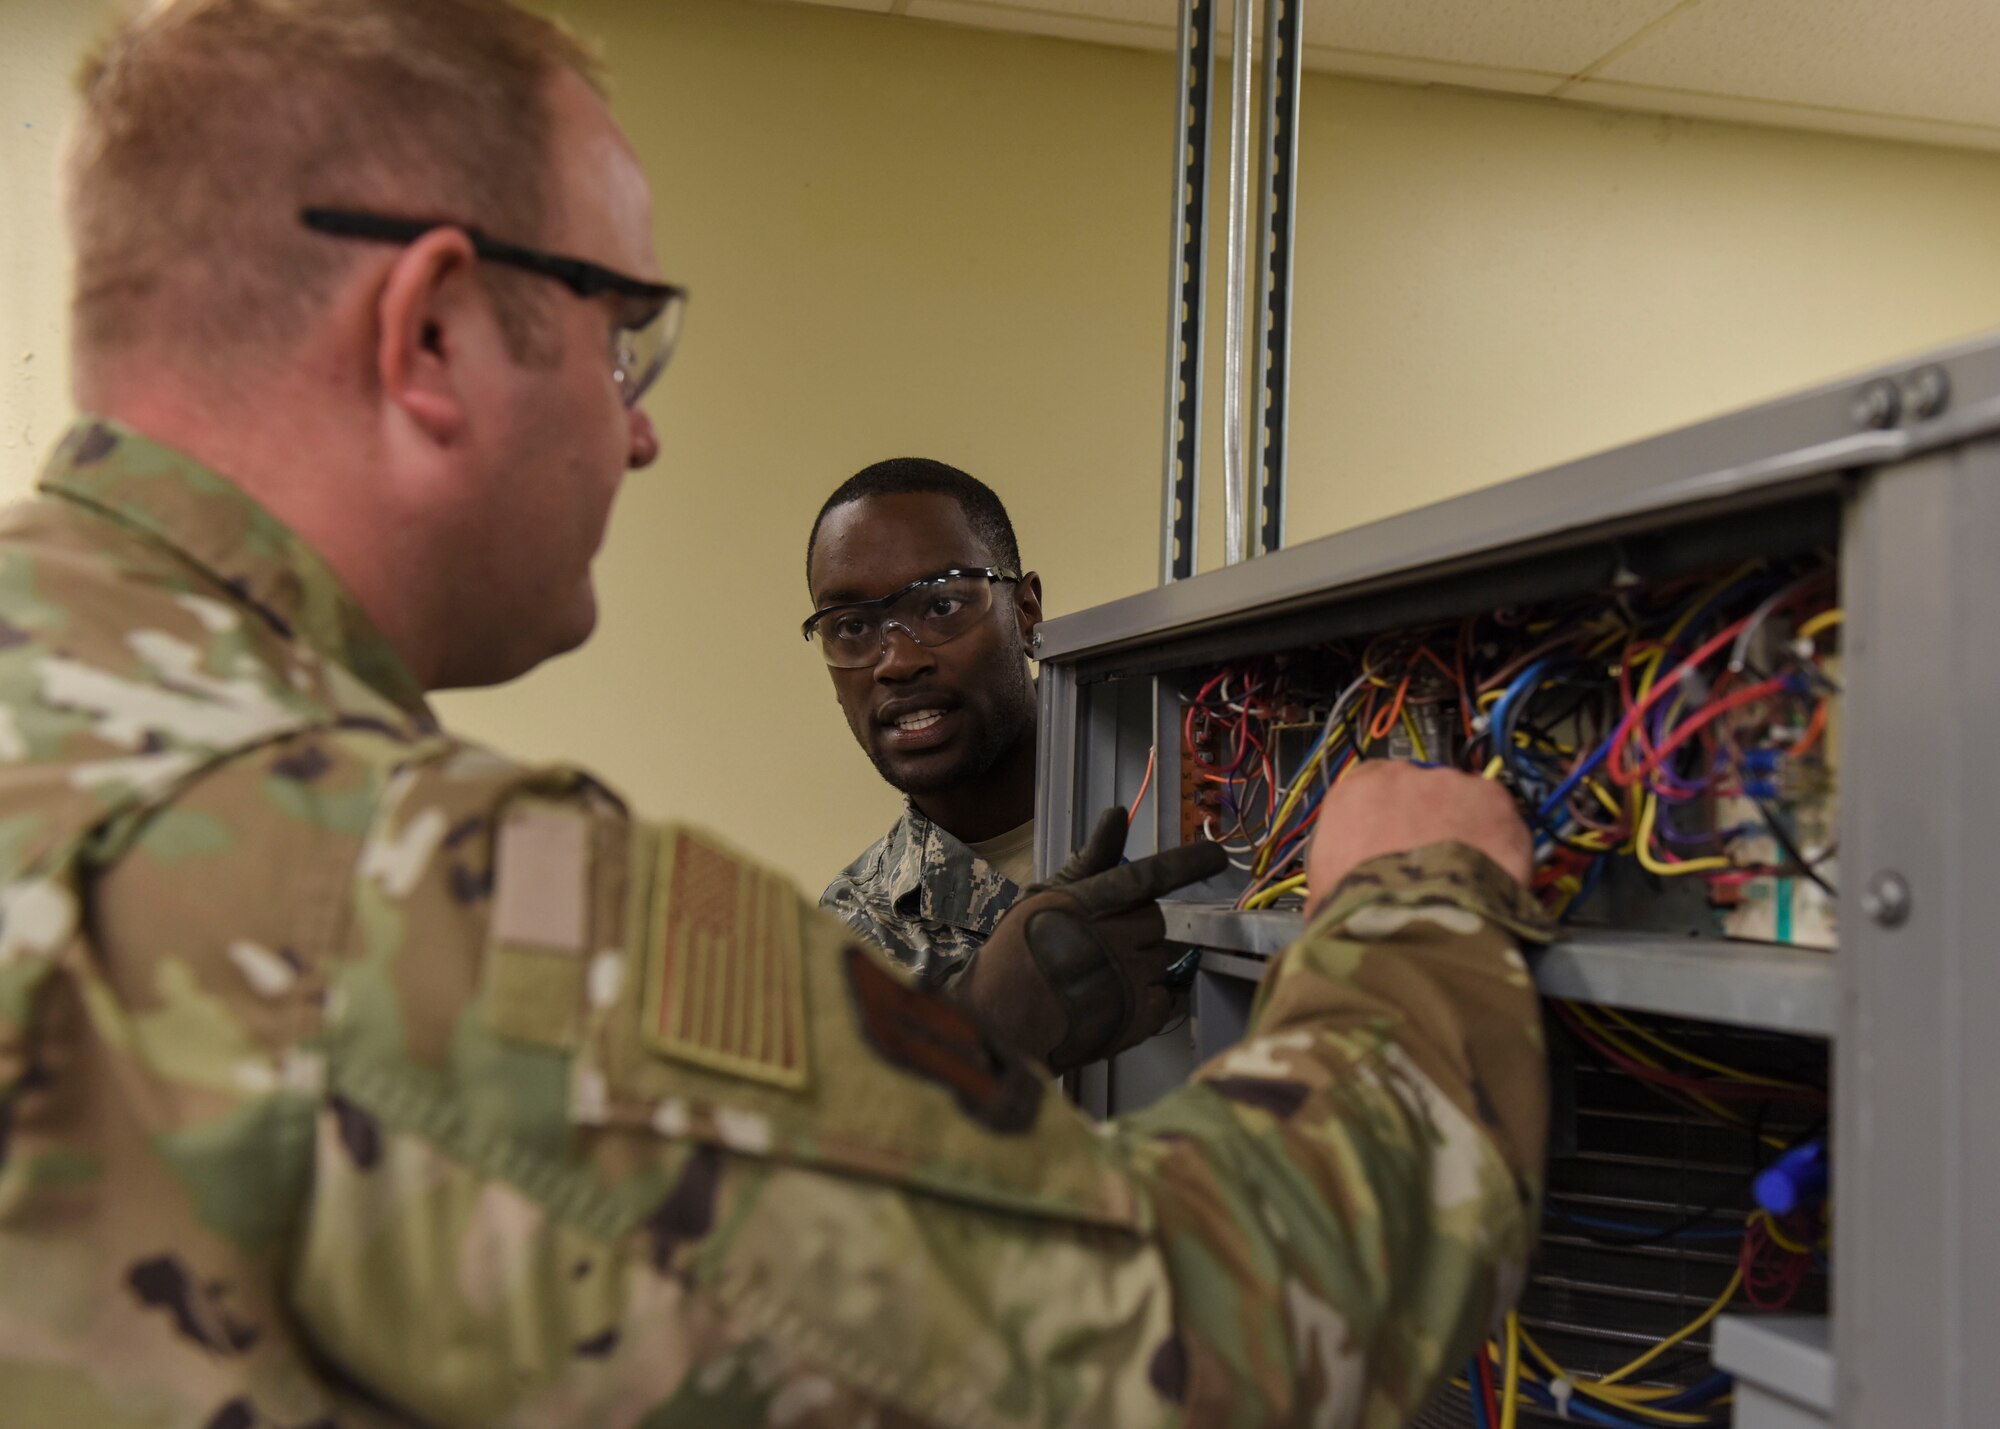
left=1752, top=798, right=1838, bottom=898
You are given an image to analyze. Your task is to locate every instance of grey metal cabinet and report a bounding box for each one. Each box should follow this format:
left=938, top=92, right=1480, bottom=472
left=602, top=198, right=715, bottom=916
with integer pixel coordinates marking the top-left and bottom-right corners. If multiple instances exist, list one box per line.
left=1033, top=332, right=2000, bottom=1428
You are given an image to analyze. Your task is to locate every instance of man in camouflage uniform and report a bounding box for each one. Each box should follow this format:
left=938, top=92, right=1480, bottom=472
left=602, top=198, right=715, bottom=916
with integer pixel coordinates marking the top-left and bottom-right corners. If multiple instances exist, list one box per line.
left=0, top=2, right=1556, bottom=1427
left=808, top=460, right=1040, bottom=985
left=820, top=804, right=1015, bottom=984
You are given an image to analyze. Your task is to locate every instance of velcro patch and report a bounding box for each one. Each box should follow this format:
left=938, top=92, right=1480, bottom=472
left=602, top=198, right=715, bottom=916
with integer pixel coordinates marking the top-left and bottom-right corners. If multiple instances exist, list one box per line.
left=639, top=827, right=808, bottom=1090
left=483, top=801, right=592, bottom=1048
left=844, top=946, right=1041, bottom=1134
left=492, top=804, right=589, bottom=952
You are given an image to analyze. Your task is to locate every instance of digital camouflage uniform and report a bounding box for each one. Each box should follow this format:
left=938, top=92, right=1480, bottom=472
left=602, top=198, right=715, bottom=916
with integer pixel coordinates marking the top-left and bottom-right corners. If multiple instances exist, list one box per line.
left=820, top=807, right=1018, bottom=988
left=0, top=418, right=1556, bottom=1429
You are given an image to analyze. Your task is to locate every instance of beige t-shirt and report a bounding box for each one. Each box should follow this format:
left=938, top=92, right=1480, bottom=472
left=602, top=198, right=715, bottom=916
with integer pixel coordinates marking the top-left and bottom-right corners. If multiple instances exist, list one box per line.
left=966, top=817, right=1037, bottom=889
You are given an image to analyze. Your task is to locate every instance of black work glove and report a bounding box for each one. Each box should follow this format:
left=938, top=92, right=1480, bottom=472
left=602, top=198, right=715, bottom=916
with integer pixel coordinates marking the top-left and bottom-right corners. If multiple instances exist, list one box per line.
left=951, top=808, right=1226, bottom=1073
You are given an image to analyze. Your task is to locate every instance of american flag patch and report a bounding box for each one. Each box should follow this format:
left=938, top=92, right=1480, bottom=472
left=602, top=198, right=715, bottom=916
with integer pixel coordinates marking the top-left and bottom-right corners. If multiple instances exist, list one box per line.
left=641, top=826, right=809, bottom=1089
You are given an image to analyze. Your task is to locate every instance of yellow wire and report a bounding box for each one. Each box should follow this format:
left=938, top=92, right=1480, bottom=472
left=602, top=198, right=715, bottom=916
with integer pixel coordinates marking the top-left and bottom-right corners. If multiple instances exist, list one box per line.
left=1249, top=718, right=1350, bottom=878
left=1565, top=1004, right=1788, bottom=1148
left=1596, top=1006, right=1819, bottom=1092
left=1515, top=1326, right=1727, bottom=1424
left=1635, top=795, right=1733, bottom=876
left=1500, top=1313, right=1522, bottom=1429
left=1587, top=624, right=1631, bottom=658
left=1751, top=1208, right=1817, bottom=1255
left=1797, top=608, right=1843, bottom=642
left=1584, top=777, right=1624, bottom=821
left=1482, top=756, right=1506, bottom=780
left=1400, top=707, right=1431, bottom=763
left=1600, top=1267, right=1743, bottom=1385
left=1242, top=875, right=1307, bottom=910
left=1630, top=564, right=1750, bottom=708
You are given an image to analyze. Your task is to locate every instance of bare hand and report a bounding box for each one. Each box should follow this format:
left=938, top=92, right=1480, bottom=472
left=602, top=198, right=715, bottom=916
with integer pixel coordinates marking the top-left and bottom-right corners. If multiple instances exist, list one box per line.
left=1305, top=761, right=1533, bottom=916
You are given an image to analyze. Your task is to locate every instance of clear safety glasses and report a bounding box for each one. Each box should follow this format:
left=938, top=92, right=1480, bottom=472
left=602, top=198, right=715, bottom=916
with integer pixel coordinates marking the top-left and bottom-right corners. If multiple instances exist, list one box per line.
left=802, top=568, right=1021, bottom=669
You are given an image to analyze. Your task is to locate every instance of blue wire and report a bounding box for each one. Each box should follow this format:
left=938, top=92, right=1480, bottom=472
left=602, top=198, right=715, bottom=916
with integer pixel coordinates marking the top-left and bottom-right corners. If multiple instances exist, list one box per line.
left=1569, top=850, right=1609, bottom=909
left=1490, top=657, right=1559, bottom=794
left=1538, top=735, right=1612, bottom=820
left=1519, top=1381, right=1727, bottom=1429
left=1652, top=1371, right=1735, bottom=1412
left=1544, top=1208, right=1752, bottom=1240
left=1467, top=1358, right=1492, bottom=1429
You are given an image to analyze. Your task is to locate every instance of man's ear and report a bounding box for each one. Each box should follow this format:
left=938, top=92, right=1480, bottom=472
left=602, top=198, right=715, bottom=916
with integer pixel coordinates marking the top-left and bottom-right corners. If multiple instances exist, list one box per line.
left=1015, top=571, right=1044, bottom=651
left=375, top=226, right=482, bottom=446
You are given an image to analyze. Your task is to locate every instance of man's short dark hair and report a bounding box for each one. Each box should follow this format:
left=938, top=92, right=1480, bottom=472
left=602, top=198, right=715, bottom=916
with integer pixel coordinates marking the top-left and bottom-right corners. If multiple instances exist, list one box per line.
left=806, top=458, right=1022, bottom=584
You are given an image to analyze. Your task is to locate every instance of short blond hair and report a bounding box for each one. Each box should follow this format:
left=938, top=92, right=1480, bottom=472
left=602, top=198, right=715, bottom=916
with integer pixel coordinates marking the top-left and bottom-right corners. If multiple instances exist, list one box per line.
left=67, top=0, right=604, bottom=373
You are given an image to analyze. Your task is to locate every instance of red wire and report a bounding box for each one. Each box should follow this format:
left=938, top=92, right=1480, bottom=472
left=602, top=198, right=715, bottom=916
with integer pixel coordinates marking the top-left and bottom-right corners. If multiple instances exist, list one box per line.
left=1738, top=1214, right=1812, bottom=1310
left=1605, top=617, right=1754, bottom=784
left=1475, top=1341, right=1502, bottom=1424
left=1450, top=622, right=1473, bottom=736
left=1622, top=675, right=1790, bottom=786
left=1553, top=1003, right=1826, bottom=1106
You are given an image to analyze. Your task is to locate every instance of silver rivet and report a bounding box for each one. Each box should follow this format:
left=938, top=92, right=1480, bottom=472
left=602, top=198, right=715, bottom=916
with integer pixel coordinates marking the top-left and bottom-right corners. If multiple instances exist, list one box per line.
left=1852, top=379, right=1900, bottom=430
left=1861, top=871, right=1911, bottom=928
left=1901, top=365, right=1951, bottom=421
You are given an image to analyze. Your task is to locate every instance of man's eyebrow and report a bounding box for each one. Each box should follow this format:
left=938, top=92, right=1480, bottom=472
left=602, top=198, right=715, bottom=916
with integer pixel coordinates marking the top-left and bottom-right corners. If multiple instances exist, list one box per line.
left=814, top=566, right=995, bottom=611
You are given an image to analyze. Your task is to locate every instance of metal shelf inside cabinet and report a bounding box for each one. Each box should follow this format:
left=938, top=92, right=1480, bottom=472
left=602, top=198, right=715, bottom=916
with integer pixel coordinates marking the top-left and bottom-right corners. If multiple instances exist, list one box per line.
left=1164, top=903, right=1836, bottom=1037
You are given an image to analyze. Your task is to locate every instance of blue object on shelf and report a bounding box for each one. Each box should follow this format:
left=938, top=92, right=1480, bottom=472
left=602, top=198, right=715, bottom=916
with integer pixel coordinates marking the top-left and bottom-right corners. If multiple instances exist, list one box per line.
left=1754, top=1138, right=1829, bottom=1218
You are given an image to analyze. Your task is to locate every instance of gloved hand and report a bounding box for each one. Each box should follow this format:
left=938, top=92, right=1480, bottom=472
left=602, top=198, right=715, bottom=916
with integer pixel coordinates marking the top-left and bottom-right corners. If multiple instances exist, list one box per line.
left=951, top=808, right=1226, bottom=1073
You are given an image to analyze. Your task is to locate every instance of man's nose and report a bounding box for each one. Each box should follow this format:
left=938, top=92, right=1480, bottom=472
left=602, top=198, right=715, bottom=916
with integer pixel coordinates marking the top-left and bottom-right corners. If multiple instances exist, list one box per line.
left=873, top=621, right=935, bottom=681
left=627, top=405, right=660, bottom=470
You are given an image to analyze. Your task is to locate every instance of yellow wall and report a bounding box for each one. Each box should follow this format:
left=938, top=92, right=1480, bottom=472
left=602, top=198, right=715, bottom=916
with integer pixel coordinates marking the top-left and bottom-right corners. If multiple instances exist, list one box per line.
left=6, top=0, right=2000, bottom=891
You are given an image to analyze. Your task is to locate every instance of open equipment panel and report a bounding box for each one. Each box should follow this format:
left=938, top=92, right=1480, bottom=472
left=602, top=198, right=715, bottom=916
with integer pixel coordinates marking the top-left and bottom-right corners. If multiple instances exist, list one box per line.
left=1032, top=333, right=2000, bottom=1429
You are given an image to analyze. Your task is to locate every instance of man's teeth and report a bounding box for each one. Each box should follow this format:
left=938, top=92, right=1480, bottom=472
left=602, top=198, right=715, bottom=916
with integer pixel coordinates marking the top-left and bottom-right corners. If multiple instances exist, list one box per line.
left=896, top=710, right=946, bottom=732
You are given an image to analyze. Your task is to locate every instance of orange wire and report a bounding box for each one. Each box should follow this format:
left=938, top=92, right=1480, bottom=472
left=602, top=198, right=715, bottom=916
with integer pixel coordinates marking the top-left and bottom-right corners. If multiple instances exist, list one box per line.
left=1792, top=700, right=1830, bottom=758
left=1128, top=747, right=1158, bottom=820
left=1368, top=669, right=1414, bottom=742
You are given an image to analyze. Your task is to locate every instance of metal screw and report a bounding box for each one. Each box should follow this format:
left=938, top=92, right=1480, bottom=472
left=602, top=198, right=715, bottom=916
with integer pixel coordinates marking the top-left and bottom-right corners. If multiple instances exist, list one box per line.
left=1861, top=871, right=1911, bottom=928
left=1901, top=364, right=1951, bottom=421
left=1031, top=631, right=1044, bottom=650
left=1851, top=379, right=1900, bottom=430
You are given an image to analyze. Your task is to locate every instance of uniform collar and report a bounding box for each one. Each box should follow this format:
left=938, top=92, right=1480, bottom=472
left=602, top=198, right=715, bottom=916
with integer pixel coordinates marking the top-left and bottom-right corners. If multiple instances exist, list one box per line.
left=885, top=802, right=1014, bottom=936
left=37, top=417, right=433, bottom=722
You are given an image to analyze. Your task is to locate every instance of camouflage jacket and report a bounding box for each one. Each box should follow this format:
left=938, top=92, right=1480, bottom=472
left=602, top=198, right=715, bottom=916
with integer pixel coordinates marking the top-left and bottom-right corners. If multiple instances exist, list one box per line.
left=0, top=418, right=1556, bottom=1429
left=820, top=805, right=1019, bottom=987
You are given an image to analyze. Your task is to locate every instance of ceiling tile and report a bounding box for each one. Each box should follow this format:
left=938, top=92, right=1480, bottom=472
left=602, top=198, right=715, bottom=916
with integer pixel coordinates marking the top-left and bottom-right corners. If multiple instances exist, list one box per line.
left=1565, top=77, right=2000, bottom=153
left=1301, top=0, right=1683, bottom=76
left=1593, top=0, right=2000, bottom=130
left=1303, top=47, right=1564, bottom=96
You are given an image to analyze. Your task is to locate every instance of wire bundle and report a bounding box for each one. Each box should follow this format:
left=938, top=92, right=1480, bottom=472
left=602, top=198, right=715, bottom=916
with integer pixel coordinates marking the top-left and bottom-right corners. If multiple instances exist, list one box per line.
left=1457, top=1007, right=1828, bottom=1428
left=1180, top=560, right=1840, bottom=917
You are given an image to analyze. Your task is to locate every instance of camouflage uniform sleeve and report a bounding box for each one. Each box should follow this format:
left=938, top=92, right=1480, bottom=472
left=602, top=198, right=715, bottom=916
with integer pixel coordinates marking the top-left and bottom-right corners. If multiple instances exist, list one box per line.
left=818, top=872, right=895, bottom=951
left=819, top=871, right=965, bottom=988
left=1122, top=841, right=1553, bottom=1424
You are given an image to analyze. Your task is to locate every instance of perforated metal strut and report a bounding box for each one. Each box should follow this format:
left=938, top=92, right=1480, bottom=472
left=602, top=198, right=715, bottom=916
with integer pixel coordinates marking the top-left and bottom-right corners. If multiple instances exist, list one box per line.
left=1159, top=0, right=1217, bottom=584
left=1254, top=0, right=1303, bottom=557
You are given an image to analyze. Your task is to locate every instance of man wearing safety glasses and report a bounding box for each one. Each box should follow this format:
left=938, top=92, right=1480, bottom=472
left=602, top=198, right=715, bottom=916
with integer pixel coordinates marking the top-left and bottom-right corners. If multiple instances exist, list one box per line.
left=804, top=459, right=1045, bottom=987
